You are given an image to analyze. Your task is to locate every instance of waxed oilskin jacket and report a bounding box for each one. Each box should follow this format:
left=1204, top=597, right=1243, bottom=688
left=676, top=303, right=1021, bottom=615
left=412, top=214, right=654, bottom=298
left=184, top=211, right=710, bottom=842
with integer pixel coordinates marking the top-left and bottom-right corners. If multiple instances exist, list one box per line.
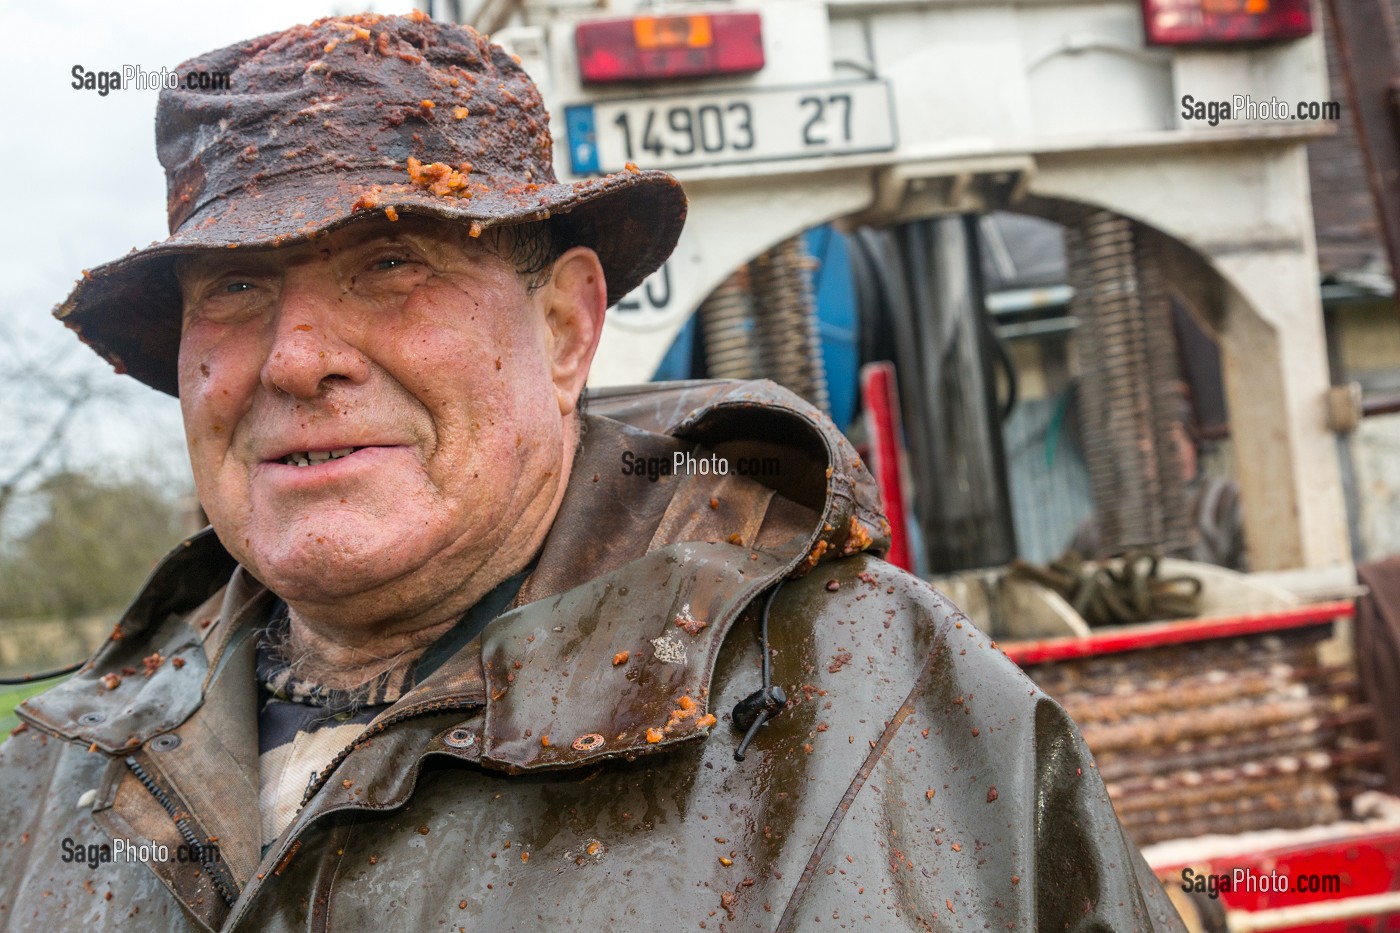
left=0, top=380, right=1185, bottom=932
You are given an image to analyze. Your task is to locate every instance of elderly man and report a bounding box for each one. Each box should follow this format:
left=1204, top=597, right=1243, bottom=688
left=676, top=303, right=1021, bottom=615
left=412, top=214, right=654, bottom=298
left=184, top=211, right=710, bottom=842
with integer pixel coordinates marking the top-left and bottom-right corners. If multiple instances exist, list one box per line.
left=0, top=13, right=1184, bottom=932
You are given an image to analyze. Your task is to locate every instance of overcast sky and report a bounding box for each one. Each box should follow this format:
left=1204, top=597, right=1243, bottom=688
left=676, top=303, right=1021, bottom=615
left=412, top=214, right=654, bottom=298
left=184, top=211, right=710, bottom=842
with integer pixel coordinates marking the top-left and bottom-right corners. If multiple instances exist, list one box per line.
left=0, top=0, right=418, bottom=500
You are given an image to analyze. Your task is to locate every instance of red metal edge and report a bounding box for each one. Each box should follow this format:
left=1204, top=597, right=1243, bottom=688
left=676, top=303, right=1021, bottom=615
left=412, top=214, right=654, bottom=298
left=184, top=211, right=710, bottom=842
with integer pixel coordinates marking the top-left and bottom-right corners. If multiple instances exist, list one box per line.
left=1150, top=827, right=1400, bottom=878
left=1152, top=828, right=1400, bottom=926
left=860, top=361, right=912, bottom=572
left=1002, top=600, right=1356, bottom=666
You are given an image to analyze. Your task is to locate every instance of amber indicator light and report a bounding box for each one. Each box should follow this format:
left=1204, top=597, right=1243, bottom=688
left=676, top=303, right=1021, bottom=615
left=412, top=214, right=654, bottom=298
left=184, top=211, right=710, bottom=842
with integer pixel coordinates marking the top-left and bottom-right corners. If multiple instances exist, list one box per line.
left=634, top=15, right=714, bottom=50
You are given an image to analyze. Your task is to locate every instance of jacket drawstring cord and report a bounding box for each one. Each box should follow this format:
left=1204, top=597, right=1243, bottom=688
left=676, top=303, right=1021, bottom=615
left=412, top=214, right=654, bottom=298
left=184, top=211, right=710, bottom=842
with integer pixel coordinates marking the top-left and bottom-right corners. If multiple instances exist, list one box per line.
left=731, top=581, right=788, bottom=761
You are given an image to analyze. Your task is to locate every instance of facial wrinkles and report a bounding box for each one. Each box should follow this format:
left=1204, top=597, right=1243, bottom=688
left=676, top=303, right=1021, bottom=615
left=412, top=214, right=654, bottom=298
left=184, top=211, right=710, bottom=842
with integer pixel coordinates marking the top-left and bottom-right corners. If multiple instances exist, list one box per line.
left=410, top=285, right=551, bottom=494
left=177, top=216, right=580, bottom=632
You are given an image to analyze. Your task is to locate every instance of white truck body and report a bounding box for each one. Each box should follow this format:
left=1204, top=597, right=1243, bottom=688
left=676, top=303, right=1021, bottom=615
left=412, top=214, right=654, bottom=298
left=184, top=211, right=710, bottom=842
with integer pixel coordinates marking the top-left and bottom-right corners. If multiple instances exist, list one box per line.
left=482, top=0, right=1347, bottom=574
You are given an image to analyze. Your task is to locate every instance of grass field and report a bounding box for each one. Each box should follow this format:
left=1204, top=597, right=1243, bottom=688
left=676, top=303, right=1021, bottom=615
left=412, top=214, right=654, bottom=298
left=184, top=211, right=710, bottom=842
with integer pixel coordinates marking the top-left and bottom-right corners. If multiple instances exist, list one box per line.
left=0, top=679, right=65, bottom=736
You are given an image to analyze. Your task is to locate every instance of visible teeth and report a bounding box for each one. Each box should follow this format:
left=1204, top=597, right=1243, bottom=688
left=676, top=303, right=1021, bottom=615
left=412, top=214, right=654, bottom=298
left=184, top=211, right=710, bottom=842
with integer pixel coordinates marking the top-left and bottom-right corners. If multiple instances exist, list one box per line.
left=281, top=447, right=359, bottom=467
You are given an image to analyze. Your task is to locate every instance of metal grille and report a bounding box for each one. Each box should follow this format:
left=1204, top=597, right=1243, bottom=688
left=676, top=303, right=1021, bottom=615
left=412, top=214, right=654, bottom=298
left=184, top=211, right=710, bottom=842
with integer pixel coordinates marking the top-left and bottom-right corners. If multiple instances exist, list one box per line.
left=698, top=268, right=757, bottom=380
left=750, top=236, right=831, bottom=414
left=1067, top=211, right=1193, bottom=557
left=699, top=235, right=831, bottom=414
left=1025, top=625, right=1381, bottom=846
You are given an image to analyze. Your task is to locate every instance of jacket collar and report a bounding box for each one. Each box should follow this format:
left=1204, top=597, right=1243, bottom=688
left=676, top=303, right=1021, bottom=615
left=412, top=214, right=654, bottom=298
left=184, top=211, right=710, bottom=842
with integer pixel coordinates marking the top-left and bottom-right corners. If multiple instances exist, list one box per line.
left=16, top=529, right=240, bottom=752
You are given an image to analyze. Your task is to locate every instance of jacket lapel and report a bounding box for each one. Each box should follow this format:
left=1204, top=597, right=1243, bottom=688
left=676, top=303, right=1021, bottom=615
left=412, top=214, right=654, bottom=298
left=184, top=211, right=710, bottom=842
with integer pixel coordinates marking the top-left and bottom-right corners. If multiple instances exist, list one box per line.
left=81, top=570, right=269, bottom=930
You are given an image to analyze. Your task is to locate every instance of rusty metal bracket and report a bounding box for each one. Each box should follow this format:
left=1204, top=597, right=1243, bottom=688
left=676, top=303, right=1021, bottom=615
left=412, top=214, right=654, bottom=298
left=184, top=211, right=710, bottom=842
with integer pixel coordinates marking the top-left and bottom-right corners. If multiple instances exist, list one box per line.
left=1326, top=382, right=1363, bottom=433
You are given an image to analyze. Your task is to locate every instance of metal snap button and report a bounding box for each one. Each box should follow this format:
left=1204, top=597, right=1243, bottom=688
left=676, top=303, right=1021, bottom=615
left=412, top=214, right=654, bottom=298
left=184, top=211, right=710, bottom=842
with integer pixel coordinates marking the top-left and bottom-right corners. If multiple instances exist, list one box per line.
left=572, top=733, right=605, bottom=753
left=78, top=712, right=106, bottom=726
left=150, top=734, right=181, bottom=752
left=445, top=728, right=476, bottom=749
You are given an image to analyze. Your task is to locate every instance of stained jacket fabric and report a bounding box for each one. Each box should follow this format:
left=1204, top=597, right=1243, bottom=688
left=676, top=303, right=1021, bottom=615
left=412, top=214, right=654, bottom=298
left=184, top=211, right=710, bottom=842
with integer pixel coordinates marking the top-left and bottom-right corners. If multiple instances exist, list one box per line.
left=0, top=380, right=1185, bottom=932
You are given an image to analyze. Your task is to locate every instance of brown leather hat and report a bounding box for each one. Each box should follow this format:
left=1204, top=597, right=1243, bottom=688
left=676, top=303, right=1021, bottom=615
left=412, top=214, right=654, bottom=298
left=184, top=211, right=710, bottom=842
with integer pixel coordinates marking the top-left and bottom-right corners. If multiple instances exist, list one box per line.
left=54, top=12, right=687, bottom=396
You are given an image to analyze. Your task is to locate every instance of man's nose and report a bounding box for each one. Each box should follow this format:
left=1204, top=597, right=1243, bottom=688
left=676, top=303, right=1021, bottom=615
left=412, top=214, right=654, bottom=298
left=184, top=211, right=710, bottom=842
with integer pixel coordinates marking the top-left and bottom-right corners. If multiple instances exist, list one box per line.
left=260, top=276, right=371, bottom=398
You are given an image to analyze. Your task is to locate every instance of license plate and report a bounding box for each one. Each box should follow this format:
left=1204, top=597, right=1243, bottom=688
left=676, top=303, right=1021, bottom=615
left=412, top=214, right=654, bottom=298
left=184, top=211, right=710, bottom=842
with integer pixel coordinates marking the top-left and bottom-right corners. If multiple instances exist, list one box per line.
left=564, top=80, right=897, bottom=175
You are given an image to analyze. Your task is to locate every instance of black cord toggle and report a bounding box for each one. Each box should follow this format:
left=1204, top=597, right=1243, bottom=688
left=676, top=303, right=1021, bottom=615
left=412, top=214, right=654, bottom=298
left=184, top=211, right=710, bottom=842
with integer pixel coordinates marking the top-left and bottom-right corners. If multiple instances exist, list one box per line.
left=732, top=583, right=786, bottom=762
left=732, top=685, right=787, bottom=734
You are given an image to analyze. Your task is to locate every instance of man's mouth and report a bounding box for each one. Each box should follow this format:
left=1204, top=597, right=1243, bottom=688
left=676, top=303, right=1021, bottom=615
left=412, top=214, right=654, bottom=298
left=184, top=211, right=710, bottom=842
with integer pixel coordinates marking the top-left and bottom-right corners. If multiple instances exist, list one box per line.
left=279, top=447, right=362, bottom=467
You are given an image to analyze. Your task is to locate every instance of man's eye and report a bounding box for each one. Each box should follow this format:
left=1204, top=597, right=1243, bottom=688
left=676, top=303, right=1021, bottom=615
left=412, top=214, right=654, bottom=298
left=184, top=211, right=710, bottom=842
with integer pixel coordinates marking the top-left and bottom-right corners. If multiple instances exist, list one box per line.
left=373, top=257, right=409, bottom=271
left=223, top=281, right=254, bottom=293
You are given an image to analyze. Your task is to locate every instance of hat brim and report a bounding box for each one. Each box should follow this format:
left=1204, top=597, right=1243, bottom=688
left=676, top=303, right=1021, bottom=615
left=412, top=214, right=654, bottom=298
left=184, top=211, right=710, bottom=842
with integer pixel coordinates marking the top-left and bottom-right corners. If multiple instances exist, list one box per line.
left=55, top=167, right=686, bottom=396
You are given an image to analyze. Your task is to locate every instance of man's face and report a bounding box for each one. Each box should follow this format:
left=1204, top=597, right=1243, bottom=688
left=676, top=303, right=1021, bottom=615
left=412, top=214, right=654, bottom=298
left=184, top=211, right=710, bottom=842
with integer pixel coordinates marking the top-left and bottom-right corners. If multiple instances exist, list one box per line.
left=176, top=216, right=604, bottom=619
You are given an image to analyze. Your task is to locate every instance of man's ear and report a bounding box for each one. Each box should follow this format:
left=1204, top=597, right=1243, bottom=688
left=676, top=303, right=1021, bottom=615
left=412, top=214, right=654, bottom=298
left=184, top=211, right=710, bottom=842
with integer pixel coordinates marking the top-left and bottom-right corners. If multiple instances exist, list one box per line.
left=542, top=245, right=607, bottom=416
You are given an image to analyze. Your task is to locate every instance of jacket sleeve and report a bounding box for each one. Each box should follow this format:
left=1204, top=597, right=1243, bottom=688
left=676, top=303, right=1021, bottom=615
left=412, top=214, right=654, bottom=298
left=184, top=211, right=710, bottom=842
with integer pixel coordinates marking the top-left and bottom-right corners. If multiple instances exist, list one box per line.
left=1027, top=694, right=1189, bottom=931
left=769, top=555, right=1188, bottom=932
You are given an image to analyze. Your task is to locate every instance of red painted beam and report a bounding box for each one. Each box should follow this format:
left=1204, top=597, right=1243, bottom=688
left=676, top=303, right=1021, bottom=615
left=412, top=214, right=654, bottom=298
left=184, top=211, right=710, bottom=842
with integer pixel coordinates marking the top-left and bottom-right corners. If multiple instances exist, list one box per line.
left=1003, top=600, right=1356, bottom=666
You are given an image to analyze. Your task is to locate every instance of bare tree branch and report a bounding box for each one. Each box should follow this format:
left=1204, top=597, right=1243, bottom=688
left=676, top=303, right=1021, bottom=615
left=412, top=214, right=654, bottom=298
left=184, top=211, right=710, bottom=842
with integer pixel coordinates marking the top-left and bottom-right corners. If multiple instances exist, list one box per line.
left=0, top=318, right=120, bottom=529
left=0, top=389, right=90, bottom=524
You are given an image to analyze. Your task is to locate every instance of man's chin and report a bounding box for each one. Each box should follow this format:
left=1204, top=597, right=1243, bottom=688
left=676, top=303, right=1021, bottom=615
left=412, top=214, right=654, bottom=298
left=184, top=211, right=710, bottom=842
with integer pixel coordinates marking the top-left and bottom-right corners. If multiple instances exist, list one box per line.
left=236, top=531, right=421, bottom=607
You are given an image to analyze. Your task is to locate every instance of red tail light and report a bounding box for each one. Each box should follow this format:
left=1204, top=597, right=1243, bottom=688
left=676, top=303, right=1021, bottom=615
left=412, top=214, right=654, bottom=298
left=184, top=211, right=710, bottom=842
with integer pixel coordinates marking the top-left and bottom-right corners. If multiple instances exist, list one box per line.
left=1141, top=0, right=1313, bottom=45
left=575, top=13, right=764, bottom=84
